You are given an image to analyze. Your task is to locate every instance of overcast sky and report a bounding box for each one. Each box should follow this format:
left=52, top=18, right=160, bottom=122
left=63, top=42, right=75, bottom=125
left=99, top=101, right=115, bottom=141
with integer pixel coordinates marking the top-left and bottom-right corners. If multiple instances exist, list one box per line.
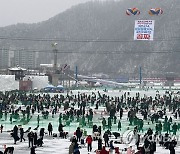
left=0, top=0, right=94, bottom=27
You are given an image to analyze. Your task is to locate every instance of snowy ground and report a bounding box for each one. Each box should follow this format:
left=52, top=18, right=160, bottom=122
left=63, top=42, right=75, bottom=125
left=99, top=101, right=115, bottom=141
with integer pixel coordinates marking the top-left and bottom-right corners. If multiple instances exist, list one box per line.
left=0, top=131, right=180, bottom=154
left=0, top=89, right=180, bottom=154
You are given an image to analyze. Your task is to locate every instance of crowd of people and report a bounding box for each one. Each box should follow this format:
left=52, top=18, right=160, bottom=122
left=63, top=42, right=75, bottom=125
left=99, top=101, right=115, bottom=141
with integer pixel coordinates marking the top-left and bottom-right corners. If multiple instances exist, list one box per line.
left=0, top=90, right=179, bottom=153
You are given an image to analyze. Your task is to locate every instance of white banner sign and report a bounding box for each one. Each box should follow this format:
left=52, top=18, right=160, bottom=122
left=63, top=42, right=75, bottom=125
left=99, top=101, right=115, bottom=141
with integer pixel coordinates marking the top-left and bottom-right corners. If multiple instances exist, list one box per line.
left=134, top=20, right=155, bottom=40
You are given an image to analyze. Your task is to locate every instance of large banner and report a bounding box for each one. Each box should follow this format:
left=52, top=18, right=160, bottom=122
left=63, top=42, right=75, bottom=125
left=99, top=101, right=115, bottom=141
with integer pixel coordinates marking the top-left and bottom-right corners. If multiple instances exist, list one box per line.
left=134, top=20, right=155, bottom=40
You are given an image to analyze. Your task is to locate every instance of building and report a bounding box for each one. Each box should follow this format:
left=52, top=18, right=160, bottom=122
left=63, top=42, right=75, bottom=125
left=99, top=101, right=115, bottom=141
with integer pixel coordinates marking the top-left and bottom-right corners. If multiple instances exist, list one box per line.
left=14, top=50, right=36, bottom=69
left=0, top=49, right=9, bottom=69
left=8, top=66, right=27, bottom=80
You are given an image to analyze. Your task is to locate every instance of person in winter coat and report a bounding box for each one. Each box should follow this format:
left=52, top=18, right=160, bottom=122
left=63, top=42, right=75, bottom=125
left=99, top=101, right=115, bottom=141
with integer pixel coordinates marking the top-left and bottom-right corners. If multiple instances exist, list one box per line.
left=48, top=123, right=53, bottom=136
left=33, top=132, right=37, bottom=146
left=76, top=127, right=82, bottom=142
left=169, top=142, right=175, bottom=154
left=58, top=123, right=65, bottom=138
left=115, top=147, right=120, bottom=154
left=136, top=134, right=140, bottom=149
left=100, top=146, right=109, bottom=154
left=20, top=128, right=25, bottom=142
left=69, top=142, right=75, bottom=154
left=110, top=140, right=114, bottom=150
left=13, top=125, right=18, bottom=136
left=144, top=143, right=150, bottom=154
left=127, top=146, right=135, bottom=154
left=86, top=135, right=93, bottom=152
left=28, top=131, right=34, bottom=148
left=103, top=132, right=109, bottom=147
left=71, top=136, right=77, bottom=143
left=12, top=125, right=19, bottom=144
left=136, top=146, right=145, bottom=154
left=150, top=142, right=156, bottom=154
left=102, top=118, right=106, bottom=130
left=172, top=123, right=178, bottom=135
left=118, top=120, right=121, bottom=131
left=0, top=124, right=3, bottom=133
left=4, top=147, right=14, bottom=154
left=98, top=138, right=102, bottom=150
left=39, top=128, right=45, bottom=139
left=30, top=146, right=36, bottom=154
left=73, top=141, right=80, bottom=154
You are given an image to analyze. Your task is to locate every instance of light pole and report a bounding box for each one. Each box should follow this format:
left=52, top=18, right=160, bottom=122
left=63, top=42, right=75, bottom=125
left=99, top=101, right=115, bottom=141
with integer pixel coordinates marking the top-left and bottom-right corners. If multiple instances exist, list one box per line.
left=51, top=43, right=58, bottom=73
left=139, top=66, right=142, bottom=89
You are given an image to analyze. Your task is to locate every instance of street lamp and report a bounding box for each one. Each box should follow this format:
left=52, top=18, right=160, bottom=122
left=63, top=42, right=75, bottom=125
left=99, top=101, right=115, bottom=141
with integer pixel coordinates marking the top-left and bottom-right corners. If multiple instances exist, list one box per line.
left=51, top=43, right=58, bottom=73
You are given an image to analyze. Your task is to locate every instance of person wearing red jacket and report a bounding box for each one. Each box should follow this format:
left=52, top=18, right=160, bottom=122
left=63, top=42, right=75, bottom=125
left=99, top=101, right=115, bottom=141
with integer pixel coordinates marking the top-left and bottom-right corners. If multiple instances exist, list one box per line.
left=100, top=146, right=109, bottom=154
left=86, top=135, right=93, bottom=152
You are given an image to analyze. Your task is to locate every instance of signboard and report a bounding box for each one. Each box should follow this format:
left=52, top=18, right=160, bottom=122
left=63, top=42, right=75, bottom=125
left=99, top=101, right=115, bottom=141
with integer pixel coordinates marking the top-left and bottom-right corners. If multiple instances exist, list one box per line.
left=134, top=20, right=155, bottom=40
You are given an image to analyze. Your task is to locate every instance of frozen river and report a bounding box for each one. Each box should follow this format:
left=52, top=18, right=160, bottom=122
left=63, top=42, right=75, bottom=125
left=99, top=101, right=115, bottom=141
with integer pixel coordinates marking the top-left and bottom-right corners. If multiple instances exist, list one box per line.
left=0, top=89, right=179, bottom=154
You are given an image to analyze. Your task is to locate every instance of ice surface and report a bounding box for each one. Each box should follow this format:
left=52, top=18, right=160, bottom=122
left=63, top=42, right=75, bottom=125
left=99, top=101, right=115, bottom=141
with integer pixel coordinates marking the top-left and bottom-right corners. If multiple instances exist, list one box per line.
left=0, top=89, right=180, bottom=154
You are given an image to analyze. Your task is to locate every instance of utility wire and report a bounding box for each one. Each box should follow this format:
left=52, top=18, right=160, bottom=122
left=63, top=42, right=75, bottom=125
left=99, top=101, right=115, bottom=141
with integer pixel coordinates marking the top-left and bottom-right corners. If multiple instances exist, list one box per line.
left=0, top=36, right=180, bottom=42
left=0, top=48, right=179, bottom=54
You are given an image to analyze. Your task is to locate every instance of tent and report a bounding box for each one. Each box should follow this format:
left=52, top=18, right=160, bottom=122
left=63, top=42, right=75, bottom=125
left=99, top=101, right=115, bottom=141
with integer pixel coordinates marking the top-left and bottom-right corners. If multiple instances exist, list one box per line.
left=57, top=85, right=64, bottom=88
left=43, top=85, right=56, bottom=92
left=56, top=85, right=64, bottom=92
left=45, top=85, right=55, bottom=88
